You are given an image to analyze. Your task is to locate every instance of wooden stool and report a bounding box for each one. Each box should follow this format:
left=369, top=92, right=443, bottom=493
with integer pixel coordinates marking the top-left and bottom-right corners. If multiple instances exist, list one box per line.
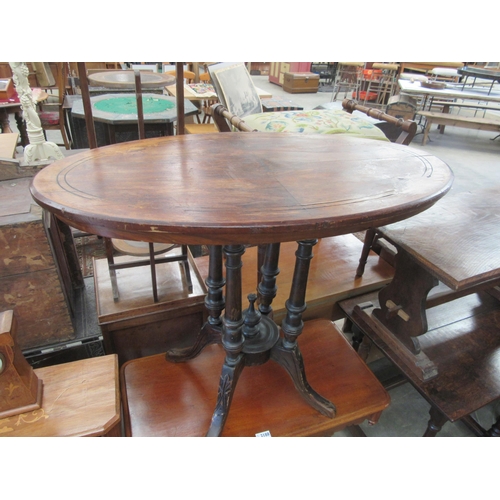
left=121, top=319, right=390, bottom=437
left=0, top=354, right=121, bottom=436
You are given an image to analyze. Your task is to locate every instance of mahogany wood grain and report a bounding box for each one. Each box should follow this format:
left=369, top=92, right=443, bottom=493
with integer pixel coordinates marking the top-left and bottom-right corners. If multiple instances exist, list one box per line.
left=121, top=319, right=390, bottom=437
left=30, top=133, right=453, bottom=246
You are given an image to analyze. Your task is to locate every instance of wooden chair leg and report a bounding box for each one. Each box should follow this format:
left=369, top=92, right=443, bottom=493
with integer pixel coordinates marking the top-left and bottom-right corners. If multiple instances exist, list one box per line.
left=148, top=243, right=159, bottom=303
left=423, top=406, right=448, bottom=437
left=60, top=121, right=71, bottom=150
left=486, top=416, right=500, bottom=437
left=356, top=228, right=379, bottom=277
left=181, top=245, right=193, bottom=293
left=104, top=237, right=120, bottom=301
left=422, top=120, right=432, bottom=146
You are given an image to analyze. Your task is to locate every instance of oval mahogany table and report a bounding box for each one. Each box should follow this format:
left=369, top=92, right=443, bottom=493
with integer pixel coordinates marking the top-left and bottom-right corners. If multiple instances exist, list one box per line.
left=30, top=132, right=454, bottom=436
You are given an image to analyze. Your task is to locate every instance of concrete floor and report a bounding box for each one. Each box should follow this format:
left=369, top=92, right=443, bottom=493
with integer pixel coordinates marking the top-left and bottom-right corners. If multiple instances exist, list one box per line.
left=9, top=72, right=500, bottom=437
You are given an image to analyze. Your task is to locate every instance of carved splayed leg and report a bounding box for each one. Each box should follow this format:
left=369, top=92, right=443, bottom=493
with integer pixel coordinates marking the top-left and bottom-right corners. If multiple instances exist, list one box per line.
left=271, top=240, right=336, bottom=418
left=206, top=245, right=246, bottom=436
left=206, top=353, right=245, bottom=437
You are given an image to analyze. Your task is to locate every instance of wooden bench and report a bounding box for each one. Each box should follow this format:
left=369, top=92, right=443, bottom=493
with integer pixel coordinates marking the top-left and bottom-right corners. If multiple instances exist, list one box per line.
left=340, top=290, right=500, bottom=436
left=211, top=100, right=418, bottom=145
left=344, top=188, right=500, bottom=436
left=427, top=101, right=500, bottom=134
left=416, top=110, right=500, bottom=145
left=429, top=100, right=500, bottom=113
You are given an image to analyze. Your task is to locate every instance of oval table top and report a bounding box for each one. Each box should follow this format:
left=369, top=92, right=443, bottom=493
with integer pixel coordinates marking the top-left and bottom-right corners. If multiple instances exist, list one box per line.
left=30, top=133, right=454, bottom=245
left=88, top=71, right=176, bottom=89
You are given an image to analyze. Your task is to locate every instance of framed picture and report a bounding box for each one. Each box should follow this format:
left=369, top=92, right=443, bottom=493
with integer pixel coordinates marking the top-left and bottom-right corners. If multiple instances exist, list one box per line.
left=209, top=62, right=262, bottom=118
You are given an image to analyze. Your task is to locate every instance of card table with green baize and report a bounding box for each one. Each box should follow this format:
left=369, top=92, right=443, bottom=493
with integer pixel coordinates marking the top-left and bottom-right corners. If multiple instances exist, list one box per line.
left=71, top=93, right=198, bottom=142
left=30, top=132, right=453, bottom=436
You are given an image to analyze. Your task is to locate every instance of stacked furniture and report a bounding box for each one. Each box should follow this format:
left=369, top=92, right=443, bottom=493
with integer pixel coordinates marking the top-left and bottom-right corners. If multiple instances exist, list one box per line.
left=341, top=188, right=500, bottom=436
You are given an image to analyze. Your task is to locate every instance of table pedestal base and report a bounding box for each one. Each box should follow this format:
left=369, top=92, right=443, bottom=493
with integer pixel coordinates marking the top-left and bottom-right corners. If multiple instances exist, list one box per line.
left=168, top=240, right=338, bottom=436
left=206, top=334, right=337, bottom=437
left=166, top=322, right=222, bottom=362
left=121, top=319, right=390, bottom=437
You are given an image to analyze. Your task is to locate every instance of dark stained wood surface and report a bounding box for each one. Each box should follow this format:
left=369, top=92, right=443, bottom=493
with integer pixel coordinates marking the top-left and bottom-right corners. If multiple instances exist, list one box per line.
left=121, top=319, right=390, bottom=437
left=30, top=133, right=453, bottom=246
left=340, top=290, right=500, bottom=422
left=375, top=188, right=500, bottom=290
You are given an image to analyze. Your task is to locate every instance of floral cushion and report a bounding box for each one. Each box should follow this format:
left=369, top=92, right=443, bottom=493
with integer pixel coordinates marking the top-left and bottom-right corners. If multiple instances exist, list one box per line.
left=243, top=109, right=389, bottom=141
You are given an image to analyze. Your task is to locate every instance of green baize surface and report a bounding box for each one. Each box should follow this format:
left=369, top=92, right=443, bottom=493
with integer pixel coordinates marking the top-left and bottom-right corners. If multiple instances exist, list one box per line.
left=94, top=96, right=175, bottom=114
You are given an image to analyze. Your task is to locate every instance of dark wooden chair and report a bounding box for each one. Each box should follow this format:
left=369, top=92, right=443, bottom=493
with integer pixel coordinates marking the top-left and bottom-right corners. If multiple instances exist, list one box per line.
left=38, top=62, right=71, bottom=150
left=76, top=65, right=193, bottom=303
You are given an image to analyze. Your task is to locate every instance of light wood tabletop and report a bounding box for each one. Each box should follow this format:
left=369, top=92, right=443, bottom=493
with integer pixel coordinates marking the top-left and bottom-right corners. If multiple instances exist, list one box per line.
left=0, top=355, right=120, bottom=437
